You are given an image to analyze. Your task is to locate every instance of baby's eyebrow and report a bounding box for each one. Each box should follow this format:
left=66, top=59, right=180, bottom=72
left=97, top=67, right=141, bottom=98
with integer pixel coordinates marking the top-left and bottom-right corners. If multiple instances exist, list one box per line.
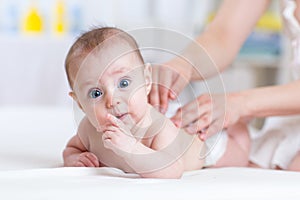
left=78, top=66, right=133, bottom=90
left=110, top=66, right=131, bottom=75
left=80, top=80, right=95, bottom=90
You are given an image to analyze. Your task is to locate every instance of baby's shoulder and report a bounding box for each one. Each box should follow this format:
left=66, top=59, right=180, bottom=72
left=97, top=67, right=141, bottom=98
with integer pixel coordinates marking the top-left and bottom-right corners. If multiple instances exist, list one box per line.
left=147, top=106, right=178, bottom=137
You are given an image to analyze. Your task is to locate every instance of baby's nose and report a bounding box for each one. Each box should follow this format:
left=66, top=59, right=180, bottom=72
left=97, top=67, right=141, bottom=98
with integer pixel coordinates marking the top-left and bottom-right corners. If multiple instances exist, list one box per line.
left=106, top=90, right=121, bottom=109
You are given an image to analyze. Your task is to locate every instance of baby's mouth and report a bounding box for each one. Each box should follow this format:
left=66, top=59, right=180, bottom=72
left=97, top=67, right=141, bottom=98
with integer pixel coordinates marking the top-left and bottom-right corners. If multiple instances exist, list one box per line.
left=116, top=113, right=128, bottom=120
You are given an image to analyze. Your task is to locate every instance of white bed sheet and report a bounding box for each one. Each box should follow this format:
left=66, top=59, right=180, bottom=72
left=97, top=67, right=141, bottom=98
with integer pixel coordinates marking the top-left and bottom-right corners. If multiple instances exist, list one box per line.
left=0, top=107, right=300, bottom=200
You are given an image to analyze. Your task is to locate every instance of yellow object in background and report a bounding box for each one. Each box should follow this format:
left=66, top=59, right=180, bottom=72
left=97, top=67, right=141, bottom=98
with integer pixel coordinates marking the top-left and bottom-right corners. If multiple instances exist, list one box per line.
left=256, top=12, right=282, bottom=31
left=23, top=6, right=43, bottom=33
left=54, top=0, right=66, bottom=34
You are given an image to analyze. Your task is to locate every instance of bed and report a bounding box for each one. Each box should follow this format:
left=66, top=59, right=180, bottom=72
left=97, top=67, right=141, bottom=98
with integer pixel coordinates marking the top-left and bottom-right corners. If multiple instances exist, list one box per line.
left=0, top=106, right=299, bottom=200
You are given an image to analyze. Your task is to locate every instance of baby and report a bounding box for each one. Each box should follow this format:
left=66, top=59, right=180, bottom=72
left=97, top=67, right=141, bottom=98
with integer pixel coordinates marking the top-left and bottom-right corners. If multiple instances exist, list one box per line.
left=63, top=27, right=250, bottom=178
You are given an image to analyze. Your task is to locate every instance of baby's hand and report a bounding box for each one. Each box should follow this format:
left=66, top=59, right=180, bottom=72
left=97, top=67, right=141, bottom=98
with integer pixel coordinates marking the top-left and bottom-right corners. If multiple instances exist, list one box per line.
left=102, top=114, right=138, bottom=155
left=74, top=152, right=100, bottom=167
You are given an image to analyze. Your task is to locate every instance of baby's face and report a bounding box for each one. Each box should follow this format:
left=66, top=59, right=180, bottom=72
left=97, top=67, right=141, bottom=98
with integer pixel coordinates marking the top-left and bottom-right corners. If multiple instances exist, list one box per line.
left=72, top=45, right=151, bottom=131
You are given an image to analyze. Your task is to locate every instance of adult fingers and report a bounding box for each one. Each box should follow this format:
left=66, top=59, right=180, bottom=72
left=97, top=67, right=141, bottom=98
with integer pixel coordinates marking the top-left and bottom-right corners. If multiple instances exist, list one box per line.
left=184, top=114, right=212, bottom=135
left=171, top=99, right=211, bottom=128
left=158, top=67, right=173, bottom=114
left=148, top=84, right=160, bottom=110
left=148, top=65, right=160, bottom=110
left=198, top=118, right=225, bottom=140
left=169, top=73, right=189, bottom=101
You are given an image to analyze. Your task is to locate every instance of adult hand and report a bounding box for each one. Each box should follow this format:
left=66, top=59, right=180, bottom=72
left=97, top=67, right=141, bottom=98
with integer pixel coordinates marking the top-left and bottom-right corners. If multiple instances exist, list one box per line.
left=148, top=58, right=193, bottom=114
left=171, top=92, right=249, bottom=141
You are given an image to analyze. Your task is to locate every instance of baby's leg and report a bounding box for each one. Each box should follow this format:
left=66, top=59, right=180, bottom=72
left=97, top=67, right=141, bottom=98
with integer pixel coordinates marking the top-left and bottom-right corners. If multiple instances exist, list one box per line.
left=287, top=152, right=300, bottom=171
left=214, top=122, right=250, bottom=167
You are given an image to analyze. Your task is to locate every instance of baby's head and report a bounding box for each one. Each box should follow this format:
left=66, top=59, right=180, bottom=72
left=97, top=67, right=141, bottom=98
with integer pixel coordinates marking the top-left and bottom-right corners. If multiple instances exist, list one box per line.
left=65, top=27, right=146, bottom=89
left=65, top=27, right=152, bottom=130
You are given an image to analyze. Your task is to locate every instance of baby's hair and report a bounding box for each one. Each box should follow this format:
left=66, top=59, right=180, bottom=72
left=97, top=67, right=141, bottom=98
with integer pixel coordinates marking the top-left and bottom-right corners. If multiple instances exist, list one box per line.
left=65, top=26, right=144, bottom=89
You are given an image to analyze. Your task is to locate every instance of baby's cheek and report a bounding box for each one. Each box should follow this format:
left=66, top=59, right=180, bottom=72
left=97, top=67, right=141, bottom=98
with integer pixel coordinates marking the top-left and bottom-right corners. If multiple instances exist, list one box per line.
left=85, top=105, right=107, bottom=130
left=95, top=109, right=107, bottom=125
left=128, top=90, right=148, bottom=113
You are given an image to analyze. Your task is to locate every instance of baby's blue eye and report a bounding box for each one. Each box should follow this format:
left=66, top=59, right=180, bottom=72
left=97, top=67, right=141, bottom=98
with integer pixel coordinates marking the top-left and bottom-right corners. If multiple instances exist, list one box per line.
left=118, top=79, right=130, bottom=88
left=89, top=89, right=103, bottom=99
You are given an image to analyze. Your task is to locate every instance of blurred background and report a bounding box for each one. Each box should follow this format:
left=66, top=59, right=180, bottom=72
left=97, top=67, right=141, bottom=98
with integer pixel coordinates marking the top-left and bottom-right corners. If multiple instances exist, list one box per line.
left=0, top=0, right=292, bottom=121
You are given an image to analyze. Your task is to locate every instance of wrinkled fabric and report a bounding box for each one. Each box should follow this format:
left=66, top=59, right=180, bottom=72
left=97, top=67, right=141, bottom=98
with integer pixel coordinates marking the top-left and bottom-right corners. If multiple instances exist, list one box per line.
left=249, top=0, right=300, bottom=169
left=281, top=0, right=300, bottom=79
left=250, top=116, right=300, bottom=169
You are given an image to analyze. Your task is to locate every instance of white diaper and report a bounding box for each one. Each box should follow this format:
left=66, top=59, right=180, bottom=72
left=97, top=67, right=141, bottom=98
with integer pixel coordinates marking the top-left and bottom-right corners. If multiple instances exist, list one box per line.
left=203, top=131, right=228, bottom=167
left=165, top=101, right=228, bottom=167
left=249, top=116, right=300, bottom=169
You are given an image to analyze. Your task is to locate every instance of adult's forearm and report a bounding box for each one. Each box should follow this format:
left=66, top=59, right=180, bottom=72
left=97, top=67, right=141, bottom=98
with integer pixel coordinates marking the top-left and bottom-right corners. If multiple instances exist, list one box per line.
left=180, top=0, right=271, bottom=81
left=185, top=29, right=240, bottom=80
left=170, top=28, right=244, bottom=82
left=241, top=80, right=300, bottom=118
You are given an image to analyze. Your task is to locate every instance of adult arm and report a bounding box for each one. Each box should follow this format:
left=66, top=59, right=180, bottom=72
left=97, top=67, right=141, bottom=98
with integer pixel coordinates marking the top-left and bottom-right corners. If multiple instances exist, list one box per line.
left=240, top=80, right=300, bottom=118
left=149, top=0, right=271, bottom=112
left=172, top=80, right=300, bottom=140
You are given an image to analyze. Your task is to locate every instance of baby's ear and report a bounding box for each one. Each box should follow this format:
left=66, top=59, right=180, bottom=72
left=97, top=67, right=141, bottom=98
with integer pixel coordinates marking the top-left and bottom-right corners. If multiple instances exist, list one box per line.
left=69, top=91, right=84, bottom=111
left=144, top=63, right=152, bottom=95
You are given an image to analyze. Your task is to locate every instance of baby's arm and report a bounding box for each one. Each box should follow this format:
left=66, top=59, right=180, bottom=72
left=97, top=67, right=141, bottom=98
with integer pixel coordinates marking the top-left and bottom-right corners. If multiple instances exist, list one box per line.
left=140, top=124, right=186, bottom=179
left=63, top=127, right=100, bottom=167
left=103, top=114, right=184, bottom=178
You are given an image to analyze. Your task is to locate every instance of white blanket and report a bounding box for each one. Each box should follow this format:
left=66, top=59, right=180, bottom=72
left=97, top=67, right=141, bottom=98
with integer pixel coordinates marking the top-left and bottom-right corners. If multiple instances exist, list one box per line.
left=0, top=107, right=299, bottom=200
left=1, top=167, right=300, bottom=200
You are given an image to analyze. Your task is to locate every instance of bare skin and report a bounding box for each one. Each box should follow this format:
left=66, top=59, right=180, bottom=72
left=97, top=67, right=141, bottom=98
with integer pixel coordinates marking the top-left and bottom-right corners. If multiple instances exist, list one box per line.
left=64, top=46, right=204, bottom=179
left=64, top=106, right=206, bottom=178
left=149, top=0, right=300, bottom=137
left=63, top=109, right=250, bottom=175
left=63, top=33, right=251, bottom=178
left=149, top=0, right=300, bottom=170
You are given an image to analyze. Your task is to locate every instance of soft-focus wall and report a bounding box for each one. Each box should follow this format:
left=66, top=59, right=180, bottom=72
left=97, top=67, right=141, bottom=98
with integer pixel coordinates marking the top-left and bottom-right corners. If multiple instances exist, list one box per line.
left=0, top=0, right=286, bottom=107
